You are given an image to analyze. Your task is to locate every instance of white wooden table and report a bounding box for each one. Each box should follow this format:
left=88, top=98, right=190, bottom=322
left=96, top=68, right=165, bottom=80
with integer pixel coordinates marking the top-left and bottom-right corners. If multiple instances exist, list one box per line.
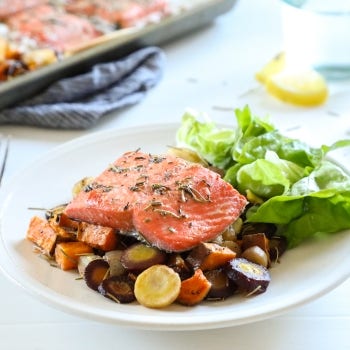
left=0, top=0, right=349, bottom=348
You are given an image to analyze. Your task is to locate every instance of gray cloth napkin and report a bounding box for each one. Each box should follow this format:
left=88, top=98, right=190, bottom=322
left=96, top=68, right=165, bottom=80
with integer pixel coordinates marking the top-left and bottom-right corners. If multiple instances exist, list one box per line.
left=0, top=46, right=165, bottom=129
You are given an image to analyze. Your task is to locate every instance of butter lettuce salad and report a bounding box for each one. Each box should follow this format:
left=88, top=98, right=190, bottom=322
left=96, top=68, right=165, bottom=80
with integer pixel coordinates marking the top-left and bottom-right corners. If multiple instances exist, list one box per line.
left=176, top=106, right=350, bottom=247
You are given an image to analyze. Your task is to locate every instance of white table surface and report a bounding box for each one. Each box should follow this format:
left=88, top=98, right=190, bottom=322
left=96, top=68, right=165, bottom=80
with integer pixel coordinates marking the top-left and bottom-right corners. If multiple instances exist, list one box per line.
left=1, top=0, right=349, bottom=349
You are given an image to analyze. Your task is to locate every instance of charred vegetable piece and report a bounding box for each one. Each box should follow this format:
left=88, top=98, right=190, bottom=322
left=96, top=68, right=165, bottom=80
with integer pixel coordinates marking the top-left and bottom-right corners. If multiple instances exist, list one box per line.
left=167, top=253, right=192, bottom=280
left=269, top=235, right=288, bottom=263
left=241, top=223, right=276, bottom=238
left=120, top=243, right=167, bottom=272
left=98, top=275, right=136, bottom=304
left=84, top=258, right=110, bottom=291
left=134, top=264, right=181, bottom=308
left=177, top=268, right=211, bottom=306
left=204, top=269, right=236, bottom=300
left=226, top=258, right=270, bottom=295
left=104, top=250, right=126, bottom=277
left=186, top=242, right=236, bottom=271
left=241, top=245, right=269, bottom=268
left=55, top=241, right=93, bottom=271
left=77, top=254, right=101, bottom=277
left=241, top=232, right=270, bottom=254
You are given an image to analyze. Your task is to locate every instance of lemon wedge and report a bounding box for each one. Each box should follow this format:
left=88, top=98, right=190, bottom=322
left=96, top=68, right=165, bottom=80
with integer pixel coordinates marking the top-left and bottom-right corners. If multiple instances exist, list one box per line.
left=255, top=52, right=286, bottom=84
left=255, top=53, right=328, bottom=106
left=265, top=69, right=328, bottom=106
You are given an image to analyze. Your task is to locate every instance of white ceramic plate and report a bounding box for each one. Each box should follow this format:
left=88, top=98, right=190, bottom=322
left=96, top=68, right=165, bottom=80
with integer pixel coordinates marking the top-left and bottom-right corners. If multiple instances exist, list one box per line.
left=0, top=124, right=349, bottom=331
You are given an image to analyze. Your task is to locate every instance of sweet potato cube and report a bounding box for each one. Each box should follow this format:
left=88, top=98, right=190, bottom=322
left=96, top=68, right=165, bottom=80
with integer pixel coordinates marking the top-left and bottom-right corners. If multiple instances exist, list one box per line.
left=55, top=241, right=93, bottom=271
left=77, top=222, right=118, bottom=251
left=186, top=242, right=236, bottom=271
left=177, top=269, right=211, bottom=306
left=26, top=216, right=57, bottom=255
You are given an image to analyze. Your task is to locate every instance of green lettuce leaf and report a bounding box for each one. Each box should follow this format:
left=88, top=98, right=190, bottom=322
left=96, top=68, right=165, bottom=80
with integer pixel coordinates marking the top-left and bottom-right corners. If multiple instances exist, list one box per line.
left=176, top=105, right=350, bottom=247
left=247, top=160, right=350, bottom=247
left=234, top=151, right=306, bottom=198
left=176, top=111, right=235, bottom=169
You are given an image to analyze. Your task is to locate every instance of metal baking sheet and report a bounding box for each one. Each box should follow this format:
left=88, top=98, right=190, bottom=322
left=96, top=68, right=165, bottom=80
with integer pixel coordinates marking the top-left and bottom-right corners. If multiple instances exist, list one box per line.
left=0, top=0, right=237, bottom=110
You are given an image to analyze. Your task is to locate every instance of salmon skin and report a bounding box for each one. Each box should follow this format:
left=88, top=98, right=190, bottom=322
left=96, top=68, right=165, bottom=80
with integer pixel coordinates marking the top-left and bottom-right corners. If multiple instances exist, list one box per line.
left=64, top=151, right=248, bottom=252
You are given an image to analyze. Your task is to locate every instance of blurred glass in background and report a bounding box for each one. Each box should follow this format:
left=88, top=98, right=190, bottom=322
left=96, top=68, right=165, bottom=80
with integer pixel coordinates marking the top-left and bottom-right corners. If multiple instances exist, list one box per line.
left=281, top=0, right=350, bottom=79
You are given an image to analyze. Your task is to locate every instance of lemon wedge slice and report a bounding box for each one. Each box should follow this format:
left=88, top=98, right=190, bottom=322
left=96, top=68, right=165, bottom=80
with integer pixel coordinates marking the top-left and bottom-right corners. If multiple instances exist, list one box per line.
left=265, top=69, right=328, bottom=106
left=255, top=52, right=286, bottom=84
left=255, top=53, right=328, bottom=106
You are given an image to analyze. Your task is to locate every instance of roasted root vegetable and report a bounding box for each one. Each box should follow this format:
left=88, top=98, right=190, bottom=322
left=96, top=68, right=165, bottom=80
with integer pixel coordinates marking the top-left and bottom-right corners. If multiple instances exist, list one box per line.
left=120, top=243, right=167, bottom=272
left=241, top=245, right=269, bottom=268
left=241, top=233, right=270, bottom=255
left=104, top=250, right=126, bottom=277
left=226, top=258, right=271, bottom=295
left=77, top=222, right=118, bottom=251
left=77, top=254, right=101, bottom=277
left=167, top=253, right=192, bottom=280
left=186, top=242, right=236, bottom=271
left=204, top=269, right=236, bottom=300
left=134, top=264, right=181, bottom=308
left=54, top=241, right=93, bottom=271
left=83, top=258, right=110, bottom=291
left=26, top=216, right=58, bottom=255
left=177, top=269, right=211, bottom=306
left=98, top=275, right=136, bottom=304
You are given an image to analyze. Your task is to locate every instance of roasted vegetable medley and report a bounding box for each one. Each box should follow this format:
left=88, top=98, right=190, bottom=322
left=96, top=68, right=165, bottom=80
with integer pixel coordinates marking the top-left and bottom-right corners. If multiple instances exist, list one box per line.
left=27, top=202, right=286, bottom=308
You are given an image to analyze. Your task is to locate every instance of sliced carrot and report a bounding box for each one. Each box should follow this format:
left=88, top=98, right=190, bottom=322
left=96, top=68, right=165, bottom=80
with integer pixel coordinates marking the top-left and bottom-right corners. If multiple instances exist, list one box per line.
left=26, top=216, right=57, bottom=255
left=186, top=242, right=236, bottom=271
left=177, top=269, right=211, bottom=306
left=77, top=222, right=118, bottom=251
left=134, top=264, right=181, bottom=308
left=54, top=241, right=93, bottom=271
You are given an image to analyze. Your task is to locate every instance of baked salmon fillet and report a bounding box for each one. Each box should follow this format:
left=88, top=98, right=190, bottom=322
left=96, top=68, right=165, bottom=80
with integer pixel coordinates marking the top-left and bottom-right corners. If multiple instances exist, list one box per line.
left=0, top=0, right=48, bottom=20
left=5, top=4, right=101, bottom=52
left=64, top=150, right=247, bottom=252
left=65, top=0, right=169, bottom=28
